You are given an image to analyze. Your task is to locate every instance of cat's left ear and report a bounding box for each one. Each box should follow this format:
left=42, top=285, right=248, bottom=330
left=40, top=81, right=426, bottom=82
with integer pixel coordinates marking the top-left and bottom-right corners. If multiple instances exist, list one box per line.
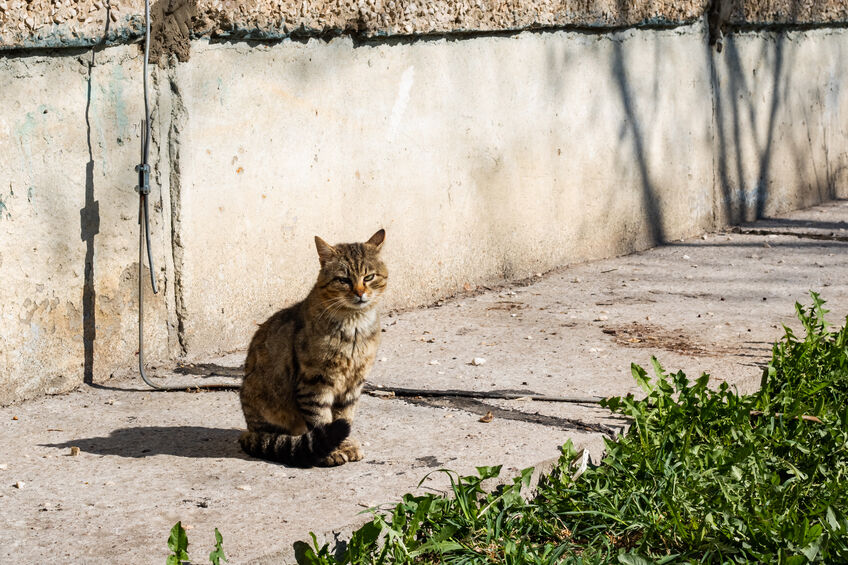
left=366, top=229, right=385, bottom=251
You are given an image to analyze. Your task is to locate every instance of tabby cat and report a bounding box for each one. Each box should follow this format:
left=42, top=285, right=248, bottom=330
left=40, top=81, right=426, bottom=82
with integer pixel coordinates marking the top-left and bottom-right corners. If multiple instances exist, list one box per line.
left=239, top=229, right=387, bottom=467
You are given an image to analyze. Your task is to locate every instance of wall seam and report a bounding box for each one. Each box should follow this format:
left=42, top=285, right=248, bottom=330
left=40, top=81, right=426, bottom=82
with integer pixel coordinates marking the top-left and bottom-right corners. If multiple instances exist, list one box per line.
left=167, top=67, right=189, bottom=356
left=706, top=14, right=721, bottom=232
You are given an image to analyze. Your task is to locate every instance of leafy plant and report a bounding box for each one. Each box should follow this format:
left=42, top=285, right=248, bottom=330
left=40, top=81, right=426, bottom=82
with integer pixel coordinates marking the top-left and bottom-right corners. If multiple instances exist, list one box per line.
left=166, top=522, right=227, bottom=565
left=293, top=293, right=848, bottom=564
left=167, top=522, right=190, bottom=565
left=209, top=528, right=228, bottom=565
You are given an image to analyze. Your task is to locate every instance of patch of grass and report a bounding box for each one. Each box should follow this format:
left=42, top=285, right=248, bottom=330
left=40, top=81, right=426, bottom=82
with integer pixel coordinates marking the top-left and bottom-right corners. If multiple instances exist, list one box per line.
left=295, top=293, right=848, bottom=564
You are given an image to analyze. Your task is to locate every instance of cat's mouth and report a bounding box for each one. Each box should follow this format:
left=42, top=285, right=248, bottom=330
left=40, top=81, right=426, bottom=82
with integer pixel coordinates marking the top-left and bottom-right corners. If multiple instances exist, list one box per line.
left=350, top=296, right=371, bottom=308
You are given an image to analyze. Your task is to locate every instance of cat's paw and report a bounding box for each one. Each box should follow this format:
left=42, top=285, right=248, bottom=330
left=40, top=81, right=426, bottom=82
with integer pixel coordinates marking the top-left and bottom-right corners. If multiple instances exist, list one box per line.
left=316, top=449, right=350, bottom=467
left=315, top=439, right=363, bottom=467
left=339, top=438, right=364, bottom=462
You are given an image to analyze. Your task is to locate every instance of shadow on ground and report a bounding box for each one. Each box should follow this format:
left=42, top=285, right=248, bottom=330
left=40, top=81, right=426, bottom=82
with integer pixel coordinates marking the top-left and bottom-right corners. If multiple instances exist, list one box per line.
left=42, top=426, right=247, bottom=459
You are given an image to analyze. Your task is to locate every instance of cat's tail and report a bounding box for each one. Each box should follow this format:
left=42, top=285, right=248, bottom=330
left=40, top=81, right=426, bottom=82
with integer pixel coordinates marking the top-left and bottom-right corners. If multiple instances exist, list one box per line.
left=239, top=419, right=350, bottom=467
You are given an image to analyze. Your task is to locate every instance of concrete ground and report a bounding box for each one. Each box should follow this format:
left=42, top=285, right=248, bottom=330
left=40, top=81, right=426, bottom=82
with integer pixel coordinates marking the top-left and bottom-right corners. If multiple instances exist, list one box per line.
left=1, top=200, right=846, bottom=564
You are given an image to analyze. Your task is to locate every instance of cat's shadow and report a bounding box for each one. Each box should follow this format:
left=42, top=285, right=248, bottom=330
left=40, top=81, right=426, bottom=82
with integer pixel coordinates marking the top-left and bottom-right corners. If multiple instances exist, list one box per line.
left=42, top=426, right=248, bottom=459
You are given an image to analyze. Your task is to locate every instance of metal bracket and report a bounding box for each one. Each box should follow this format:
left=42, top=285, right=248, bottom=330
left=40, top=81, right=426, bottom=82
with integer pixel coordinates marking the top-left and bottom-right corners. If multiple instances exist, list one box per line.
left=135, top=163, right=150, bottom=195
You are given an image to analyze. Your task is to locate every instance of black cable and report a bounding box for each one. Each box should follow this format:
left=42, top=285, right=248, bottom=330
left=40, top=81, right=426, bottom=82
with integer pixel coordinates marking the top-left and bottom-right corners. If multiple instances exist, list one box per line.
left=137, top=0, right=163, bottom=390
left=136, top=0, right=231, bottom=392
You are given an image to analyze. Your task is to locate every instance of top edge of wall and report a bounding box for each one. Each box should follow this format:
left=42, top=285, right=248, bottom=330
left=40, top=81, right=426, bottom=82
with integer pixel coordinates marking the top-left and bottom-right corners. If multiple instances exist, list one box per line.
left=3, top=0, right=848, bottom=52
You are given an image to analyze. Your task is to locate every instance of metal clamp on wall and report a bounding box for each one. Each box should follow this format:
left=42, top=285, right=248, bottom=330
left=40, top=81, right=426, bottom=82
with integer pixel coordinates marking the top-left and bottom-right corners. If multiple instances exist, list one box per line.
left=136, top=161, right=151, bottom=195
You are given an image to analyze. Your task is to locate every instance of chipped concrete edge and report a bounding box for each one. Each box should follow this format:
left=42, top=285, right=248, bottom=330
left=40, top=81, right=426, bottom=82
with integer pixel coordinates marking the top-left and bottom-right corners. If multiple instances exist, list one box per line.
left=244, top=458, right=567, bottom=564
left=4, top=0, right=848, bottom=52
left=246, top=433, right=620, bottom=564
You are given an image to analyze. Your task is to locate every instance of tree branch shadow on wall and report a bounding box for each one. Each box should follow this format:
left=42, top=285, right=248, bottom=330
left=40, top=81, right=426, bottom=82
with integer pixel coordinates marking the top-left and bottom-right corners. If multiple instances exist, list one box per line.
left=708, top=0, right=835, bottom=226
left=710, top=35, right=785, bottom=224
left=610, top=40, right=666, bottom=245
left=80, top=4, right=112, bottom=385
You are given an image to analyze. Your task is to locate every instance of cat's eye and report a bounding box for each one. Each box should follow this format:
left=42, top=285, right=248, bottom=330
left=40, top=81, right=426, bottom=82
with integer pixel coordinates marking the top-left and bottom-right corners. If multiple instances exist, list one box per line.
left=363, top=274, right=375, bottom=282
left=335, top=277, right=352, bottom=287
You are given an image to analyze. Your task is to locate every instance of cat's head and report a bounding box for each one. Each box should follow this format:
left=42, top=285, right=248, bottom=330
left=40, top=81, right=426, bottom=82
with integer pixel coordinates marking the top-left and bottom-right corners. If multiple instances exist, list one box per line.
left=313, top=229, right=388, bottom=311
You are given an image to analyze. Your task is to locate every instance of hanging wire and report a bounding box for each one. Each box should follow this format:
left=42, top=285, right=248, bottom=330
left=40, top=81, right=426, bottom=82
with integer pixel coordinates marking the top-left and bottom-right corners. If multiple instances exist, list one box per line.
left=136, top=0, right=238, bottom=392
left=137, top=0, right=162, bottom=390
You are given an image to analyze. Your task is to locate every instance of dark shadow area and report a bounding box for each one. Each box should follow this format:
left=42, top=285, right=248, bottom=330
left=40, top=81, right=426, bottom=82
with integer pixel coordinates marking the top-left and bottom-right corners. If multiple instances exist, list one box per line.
left=730, top=228, right=848, bottom=243
left=83, top=381, right=239, bottom=392
left=78, top=362, right=242, bottom=392
left=206, top=22, right=688, bottom=51
left=294, top=538, right=349, bottom=565
left=81, top=4, right=112, bottom=385
left=672, top=239, right=848, bottom=248
left=81, top=161, right=98, bottom=384
left=42, top=426, right=247, bottom=459
left=610, top=41, right=665, bottom=244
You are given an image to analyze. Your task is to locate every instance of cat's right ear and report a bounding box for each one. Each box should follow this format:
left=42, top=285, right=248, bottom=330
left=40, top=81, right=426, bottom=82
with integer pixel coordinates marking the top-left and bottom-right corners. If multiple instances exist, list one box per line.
left=314, top=236, right=337, bottom=266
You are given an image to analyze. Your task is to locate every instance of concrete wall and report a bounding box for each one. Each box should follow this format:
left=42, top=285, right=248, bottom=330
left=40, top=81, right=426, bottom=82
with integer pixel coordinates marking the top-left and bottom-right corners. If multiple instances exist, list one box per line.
left=174, top=29, right=719, bottom=357
left=712, top=30, right=848, bottom=224
left=2, top=21, right=847, bottom=404
left=0, top=47, right=174, bottom=402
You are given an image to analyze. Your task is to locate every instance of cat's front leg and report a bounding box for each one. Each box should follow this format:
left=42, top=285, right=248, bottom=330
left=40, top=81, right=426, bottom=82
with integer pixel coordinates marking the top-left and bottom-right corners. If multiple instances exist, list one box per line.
left=318, top=385, right=364, bottom=465
left=295, top=374, right=335, bottom=429
left=331, top=384, right=362, bottom=423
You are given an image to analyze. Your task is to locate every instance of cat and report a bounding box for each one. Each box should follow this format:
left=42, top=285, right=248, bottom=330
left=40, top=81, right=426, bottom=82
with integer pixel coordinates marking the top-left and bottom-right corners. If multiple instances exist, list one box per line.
left=239, top=229, right=387, bottom=467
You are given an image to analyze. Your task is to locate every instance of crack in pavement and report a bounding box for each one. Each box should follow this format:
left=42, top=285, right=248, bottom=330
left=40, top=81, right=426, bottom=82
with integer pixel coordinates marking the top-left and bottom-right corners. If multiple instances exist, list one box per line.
left=731, top=226, right=848, bottom=242
left=396, top=395, right=624, bottom=439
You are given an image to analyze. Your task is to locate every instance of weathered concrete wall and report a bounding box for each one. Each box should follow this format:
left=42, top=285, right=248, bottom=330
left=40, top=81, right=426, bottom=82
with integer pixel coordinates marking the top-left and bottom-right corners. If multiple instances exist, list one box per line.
left=712, top=29, right=848, bottom=224
left=2, top=0, right=708, bottom=50
left=1, top=18, right=847, bottom=404
left=0, top=47, right=176, bottom=403
left=174, top=28, right=716, bottom=356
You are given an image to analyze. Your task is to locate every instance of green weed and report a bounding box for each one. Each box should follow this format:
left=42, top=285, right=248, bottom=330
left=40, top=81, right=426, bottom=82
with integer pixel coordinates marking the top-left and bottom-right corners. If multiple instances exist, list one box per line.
left=166, top=521, right=228, bottom=565
left=293, top=293, right=848, bottom=564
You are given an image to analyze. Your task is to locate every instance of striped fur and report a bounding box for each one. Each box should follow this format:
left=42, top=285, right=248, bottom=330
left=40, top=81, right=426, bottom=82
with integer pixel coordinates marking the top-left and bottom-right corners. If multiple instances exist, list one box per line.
left=239, top=230, right=387, bottom=467
left=238, top=419, right=351, bottom=467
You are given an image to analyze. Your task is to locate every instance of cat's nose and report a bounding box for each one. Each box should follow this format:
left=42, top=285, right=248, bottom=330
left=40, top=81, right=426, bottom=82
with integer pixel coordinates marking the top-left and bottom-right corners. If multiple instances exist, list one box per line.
left=353, top=286, right=366, bottom=298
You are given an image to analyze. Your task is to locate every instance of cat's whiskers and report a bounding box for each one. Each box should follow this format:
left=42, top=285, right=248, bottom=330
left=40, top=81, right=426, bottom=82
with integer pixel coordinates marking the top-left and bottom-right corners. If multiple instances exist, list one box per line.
left=315, top=295, right=351, bottom=324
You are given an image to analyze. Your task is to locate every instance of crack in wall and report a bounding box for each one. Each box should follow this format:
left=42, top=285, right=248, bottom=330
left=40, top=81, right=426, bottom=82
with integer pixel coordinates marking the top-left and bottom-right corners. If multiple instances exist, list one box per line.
left=167, top=69, right=188, bottom=356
